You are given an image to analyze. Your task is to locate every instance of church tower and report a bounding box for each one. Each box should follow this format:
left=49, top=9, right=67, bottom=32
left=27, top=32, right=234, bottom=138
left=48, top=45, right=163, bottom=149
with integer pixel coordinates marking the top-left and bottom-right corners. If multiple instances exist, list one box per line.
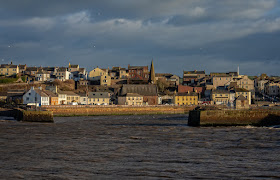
left=149, top=59, right=155, bottom=84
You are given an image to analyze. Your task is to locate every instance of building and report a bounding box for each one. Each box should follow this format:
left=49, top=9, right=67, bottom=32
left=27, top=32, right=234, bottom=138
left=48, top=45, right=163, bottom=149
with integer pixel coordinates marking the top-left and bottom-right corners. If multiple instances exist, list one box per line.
left=155, top=73, right=180, bottom=86
left=235, top=88, right=251, bottom=105
left=211, top=89, right=230, bottom=105
left=174, top=92, right=198, bottom=105
left=7, top=89, right=26, bottom=104
left=119, top=84, right=158, bottom=105
left=88, top=67, right=111, bottom=86
left=127, top=65, right=149, bottom=81
left=68, top=63, right=79, bottom=72
left=118, top=93, right=143, bottom=105
left=43, top=90, right=59, bottom=105
left=178, top=85, right=204, bottom=96
left=78, top=93, right=88, bottom=105
left=235, top=95, right=250, bottom=109
left=0, top=62, right=19, bottom=76
left=23, top=87, right=49, bottom=106
left=265, top=81, right=280, bottom=96
left=24, top=67, right=39, bottom=76
left=35, top=70, right=50, bottom=82
left=109, top=67, right=128, bottom=79
left=88, top=92, right=110, bottom=105
left=53, top=67, right=70, bottom=81
left=183, top=70, right=205, bottom=85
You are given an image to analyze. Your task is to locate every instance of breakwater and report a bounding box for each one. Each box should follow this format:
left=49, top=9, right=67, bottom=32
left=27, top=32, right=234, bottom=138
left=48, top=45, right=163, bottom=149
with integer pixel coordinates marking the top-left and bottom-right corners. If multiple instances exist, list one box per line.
left=13, top=108, right=53, bottom=122
left=43, top=105, right=195, bottom=116
left=188, top=109, right=280, bottom=126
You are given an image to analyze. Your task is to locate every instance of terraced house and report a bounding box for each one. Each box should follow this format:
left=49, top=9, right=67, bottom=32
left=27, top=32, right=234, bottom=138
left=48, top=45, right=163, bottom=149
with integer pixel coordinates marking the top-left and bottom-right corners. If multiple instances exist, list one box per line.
left=174, top=92, right=198, bottom=105
left=0, top=62, right=19, bottom=76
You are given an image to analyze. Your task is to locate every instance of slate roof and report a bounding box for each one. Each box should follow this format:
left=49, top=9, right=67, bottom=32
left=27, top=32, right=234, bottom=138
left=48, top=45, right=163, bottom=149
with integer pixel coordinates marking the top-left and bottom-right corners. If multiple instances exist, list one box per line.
left=25, top=67, right=38, bottom=71
left=69, top=64, right=79, bottom=68
left=235, top=88, right=249, bottom=92
left=176, top=92, right=198, bottom=96
left=88, top=92, right=110, bottom=98
left=34, top=89, right=49, bottom=97
left=212, top=89, right=230, bottom=94
left=123, top=93, right=143, bottom=97
left=120, top=84, right=158, bottom=96
left=57, top=90, right=79, bottom=96
left=184, top=70, right=205, bottom=74
left=0, top=64, right=18, bottom=68
left=128, top=66, right=148, bottom=70
left=43, top=90, right=58, bottom=97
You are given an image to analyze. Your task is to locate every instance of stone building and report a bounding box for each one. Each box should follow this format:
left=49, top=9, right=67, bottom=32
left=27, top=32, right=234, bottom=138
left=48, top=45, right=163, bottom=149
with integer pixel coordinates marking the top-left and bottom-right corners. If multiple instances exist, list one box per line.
left=118, top=93, right=143, bottom=105
left=119, top=84, right=158, bottom=105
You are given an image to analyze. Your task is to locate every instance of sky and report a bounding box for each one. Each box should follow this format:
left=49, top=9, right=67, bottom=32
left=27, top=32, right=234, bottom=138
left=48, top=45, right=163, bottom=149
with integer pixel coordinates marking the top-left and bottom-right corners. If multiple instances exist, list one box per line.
left=0, top=0, right=280, bottom=77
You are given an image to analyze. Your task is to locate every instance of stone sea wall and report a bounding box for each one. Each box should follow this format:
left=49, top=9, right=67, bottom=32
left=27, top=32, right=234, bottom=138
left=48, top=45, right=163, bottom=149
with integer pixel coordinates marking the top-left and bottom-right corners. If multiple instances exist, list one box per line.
left=189, top=109, right=280, bottom=126
left=13, top=108, right=54, bottom=122
left=43, top=105, right=194, bottom=116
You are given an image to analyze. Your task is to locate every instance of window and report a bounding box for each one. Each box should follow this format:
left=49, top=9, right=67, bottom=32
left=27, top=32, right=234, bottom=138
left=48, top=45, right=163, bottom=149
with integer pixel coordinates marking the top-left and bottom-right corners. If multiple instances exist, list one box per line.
left=26, top=97, right=29, bottom=101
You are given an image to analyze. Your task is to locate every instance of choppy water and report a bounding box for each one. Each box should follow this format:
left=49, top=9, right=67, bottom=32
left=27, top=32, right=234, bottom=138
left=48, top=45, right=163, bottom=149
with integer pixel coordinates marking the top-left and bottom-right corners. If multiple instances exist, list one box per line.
left=1, top=115, right=280, bottom=179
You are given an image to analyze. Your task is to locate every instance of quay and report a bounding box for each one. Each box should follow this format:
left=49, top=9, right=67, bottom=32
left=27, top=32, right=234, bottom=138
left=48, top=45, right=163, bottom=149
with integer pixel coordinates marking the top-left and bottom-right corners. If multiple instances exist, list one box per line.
left=188, top=109, right=280, bottom=126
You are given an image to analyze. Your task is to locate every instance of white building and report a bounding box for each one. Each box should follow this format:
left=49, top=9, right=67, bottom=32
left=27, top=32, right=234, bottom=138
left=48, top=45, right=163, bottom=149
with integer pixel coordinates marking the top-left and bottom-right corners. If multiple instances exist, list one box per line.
left=23, top=87, right=49, bottom=106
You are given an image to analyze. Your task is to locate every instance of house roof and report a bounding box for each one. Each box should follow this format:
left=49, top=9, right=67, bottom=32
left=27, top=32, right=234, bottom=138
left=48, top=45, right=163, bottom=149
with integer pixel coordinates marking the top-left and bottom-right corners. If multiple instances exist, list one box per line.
left=235, top=88, right=249, bottom=92
left=176, top=92, right=198, bottom=96
left=212, top=89, right=230, bottom=94
left=184, top=70, right=205, bottom=74
left=25, top=67, right=38, bottom=71
left=0, top=64, right=18, bottom=68
left=34, top=89, right=49, bottom=97
left=124, top=93, right=143, bottom=97
left=120, top=84, right=158, bottom=96
left=36, top=70, right=50, bottom=74
left=57, top=90, right=79, bottom=96
left=43, top=90, right=58, bottom=97
left=88, top=92, right=110, bottom=98
left=57, top=67, right=68, bottom=72
left=69, top=64, right=79, bottom=68
left=128, top=66, right=148, bottom=70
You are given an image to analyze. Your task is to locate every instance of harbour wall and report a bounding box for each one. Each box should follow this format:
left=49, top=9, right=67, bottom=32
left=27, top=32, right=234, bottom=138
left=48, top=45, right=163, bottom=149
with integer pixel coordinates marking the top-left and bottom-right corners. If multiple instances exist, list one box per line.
left=13, top=108, right=54, bottom=122
left=188, top=109, right=280, bottom=126
left=43, top=105, right=195, bottom=116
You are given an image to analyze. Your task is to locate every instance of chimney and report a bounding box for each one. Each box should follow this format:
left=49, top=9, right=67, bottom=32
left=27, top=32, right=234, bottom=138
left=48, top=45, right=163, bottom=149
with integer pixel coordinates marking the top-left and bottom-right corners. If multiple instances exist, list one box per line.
left=31, top=86, right=34, bottom=90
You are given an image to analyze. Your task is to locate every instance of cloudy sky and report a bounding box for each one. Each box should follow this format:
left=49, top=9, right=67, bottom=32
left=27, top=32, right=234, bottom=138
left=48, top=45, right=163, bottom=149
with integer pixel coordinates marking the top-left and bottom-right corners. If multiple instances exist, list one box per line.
left=1, top=0, right=280, bottom=76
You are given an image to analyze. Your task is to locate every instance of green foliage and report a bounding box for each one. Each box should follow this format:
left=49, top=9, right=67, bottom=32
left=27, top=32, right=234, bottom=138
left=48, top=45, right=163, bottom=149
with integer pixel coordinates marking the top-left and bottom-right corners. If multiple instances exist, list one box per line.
left=21, top=76, right=26, bottom=82
left=0, top=78, right=17, bottom=84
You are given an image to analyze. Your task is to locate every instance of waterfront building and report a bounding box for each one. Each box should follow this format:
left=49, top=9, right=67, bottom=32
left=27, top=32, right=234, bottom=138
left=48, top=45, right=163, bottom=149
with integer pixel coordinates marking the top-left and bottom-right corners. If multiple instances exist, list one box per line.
left=211, top=89, right=230, bottom=105
left=235, top=88, right=251, bottom=105
left=88, top=92, right=110, bottom=105
left=174, top=92, right=198, bottom=105
left=23, top=87, right=49, bottom=106
left=119, top=84, right=158, bottom=105
left=235, top=95, right=250, bottom=109
left=118, top=93, right=143, bottom=105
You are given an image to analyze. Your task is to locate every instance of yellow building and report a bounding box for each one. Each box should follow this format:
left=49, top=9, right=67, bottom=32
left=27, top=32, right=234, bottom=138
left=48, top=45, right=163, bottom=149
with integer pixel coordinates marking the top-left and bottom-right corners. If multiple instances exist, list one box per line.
left=0, top=62, right=19, bottom=76
left=118, top=93, right=143, bottom=105
left=211, top=89, right=230, bottom=105
left=88, top=92, right=110, bottom=105
left=88, top=67, right=111, bottom=86
left=88, top=67, right=108, bottom=78
left=174, top=92, right=198, bottom=105
left=235, top=88, right=251, bottom=105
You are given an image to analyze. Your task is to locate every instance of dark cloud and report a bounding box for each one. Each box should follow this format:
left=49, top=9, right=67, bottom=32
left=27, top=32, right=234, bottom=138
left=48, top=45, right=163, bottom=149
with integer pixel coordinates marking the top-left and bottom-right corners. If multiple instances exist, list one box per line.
left=0, top=0, right=280, bottom=76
